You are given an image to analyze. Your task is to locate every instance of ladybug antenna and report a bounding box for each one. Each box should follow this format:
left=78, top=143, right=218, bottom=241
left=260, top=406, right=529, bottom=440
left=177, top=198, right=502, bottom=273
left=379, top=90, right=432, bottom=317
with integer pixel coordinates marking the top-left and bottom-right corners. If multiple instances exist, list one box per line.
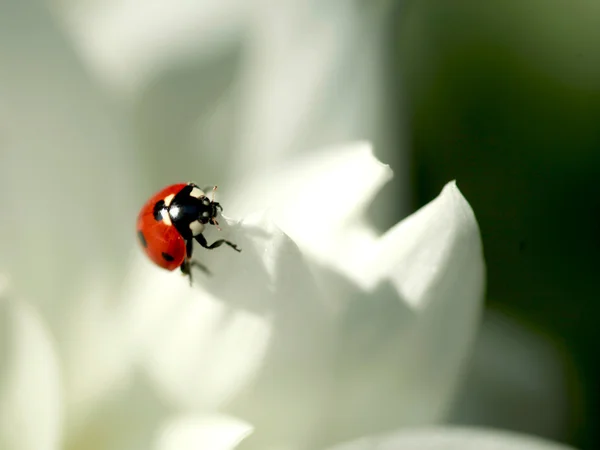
left=211, top=185, right=218, bottom=202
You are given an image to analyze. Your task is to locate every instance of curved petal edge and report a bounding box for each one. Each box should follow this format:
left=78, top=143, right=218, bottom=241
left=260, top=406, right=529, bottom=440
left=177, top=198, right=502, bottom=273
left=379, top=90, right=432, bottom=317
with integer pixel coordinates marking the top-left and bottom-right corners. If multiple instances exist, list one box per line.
left=326, top=427, right=577, bottom=450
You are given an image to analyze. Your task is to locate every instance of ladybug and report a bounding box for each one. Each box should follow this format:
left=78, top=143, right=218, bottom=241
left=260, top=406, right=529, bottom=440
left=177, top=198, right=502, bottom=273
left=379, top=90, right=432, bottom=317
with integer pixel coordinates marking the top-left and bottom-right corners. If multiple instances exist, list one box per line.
left=136, top=182, right=241, bottom=284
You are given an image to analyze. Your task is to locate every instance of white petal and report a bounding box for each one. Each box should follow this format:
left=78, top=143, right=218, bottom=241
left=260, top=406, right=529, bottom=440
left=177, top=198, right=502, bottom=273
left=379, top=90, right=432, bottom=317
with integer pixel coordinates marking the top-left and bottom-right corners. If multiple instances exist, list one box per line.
left=227, top=143, right=484, bottom=305
left=311, top=181, right=483, bottom=445
left=0, top=277, right=63, bottom=450
left=227, top=145, right=484, bottom=445
left=232, top=0, right=405, bottom=194
left=126, top=252, right=272, bottom=410
left=375, top=180, right=484, bottom=309
left=62, top=373, right=168, bottom=450
left=61, top=0, right=250, bottom=94
left=155, top=414, right=252, bottom=450
left=0, top=0, right=137, bottom=307
left=226, top=141, right=393, bottom=275
left=325, top=427, right=577, bottom=450
left=140, top=280, right=272, bottom=411
left=129, top=215, right=335, bottom=445
left=187, top=144, right=485, bottom=447
left=60, top=273, right=136, bottom=432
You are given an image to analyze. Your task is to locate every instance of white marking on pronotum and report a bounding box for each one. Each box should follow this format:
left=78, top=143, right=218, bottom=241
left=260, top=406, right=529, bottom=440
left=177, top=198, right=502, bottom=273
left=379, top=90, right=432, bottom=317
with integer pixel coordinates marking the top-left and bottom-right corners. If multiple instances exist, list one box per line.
left=189, top=220, right=205, bottom=236
left=164, top=193, right=175, bottom=206
left=190, top=187, right=205, bottom=198
left=161, top=212, right=173, bottom=226
left=160, top=194, right=176, bottom=226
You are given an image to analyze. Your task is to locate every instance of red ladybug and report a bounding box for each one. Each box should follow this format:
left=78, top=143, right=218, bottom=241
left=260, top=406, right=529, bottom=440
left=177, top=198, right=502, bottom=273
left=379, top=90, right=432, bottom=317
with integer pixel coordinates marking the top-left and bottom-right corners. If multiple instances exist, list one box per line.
left=136, top=182, right=241, bottom=284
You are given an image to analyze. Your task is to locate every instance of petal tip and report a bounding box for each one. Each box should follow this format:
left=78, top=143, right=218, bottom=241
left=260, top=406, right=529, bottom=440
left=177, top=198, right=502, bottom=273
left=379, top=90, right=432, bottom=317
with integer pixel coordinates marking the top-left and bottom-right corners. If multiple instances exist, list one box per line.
left=342, top=140, right=393, bottom=180
left=359, top=140, right=393, bottom=178
left=441, top=180, right=480, bottom=233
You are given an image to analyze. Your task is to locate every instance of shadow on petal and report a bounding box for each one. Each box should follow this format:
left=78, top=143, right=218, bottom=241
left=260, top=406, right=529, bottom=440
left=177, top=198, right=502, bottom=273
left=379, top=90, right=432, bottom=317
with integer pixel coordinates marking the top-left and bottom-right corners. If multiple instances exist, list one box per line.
left=128, top=214, right=338, bottom=448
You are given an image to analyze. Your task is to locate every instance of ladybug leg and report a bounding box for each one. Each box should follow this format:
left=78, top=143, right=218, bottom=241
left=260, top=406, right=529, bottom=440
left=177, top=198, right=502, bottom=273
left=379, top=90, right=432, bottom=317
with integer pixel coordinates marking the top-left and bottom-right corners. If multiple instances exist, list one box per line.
left=181, top=239, right=210, bottom=285
left=195, top=233, right=241, bottom=252
left=180, top=260, right=193, bottom=286
left=180, top=260, right=210, bottom=285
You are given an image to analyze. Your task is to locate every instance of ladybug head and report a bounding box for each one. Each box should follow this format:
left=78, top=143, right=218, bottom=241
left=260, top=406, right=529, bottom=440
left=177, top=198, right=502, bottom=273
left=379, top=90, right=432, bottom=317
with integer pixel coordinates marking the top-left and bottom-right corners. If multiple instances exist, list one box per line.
left=205, top=199, right=223, bottom=227
left=168, top=184, right=226, bottom=237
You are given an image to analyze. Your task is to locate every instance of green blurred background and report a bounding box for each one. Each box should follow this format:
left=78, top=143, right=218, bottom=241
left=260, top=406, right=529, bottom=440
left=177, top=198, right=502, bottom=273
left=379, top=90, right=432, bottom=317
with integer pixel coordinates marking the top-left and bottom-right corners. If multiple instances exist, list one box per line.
left=399, top=1, right=600, bottom=448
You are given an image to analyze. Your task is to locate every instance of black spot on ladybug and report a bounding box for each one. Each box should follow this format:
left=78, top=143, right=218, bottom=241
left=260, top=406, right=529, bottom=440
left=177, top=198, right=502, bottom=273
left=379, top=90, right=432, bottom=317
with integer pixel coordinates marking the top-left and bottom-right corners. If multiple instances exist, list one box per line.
left=137, top=230, right=148, bottom=248
left=153, top=200, right=166, bottom=221
left=161, top=252, right=175, bottom=262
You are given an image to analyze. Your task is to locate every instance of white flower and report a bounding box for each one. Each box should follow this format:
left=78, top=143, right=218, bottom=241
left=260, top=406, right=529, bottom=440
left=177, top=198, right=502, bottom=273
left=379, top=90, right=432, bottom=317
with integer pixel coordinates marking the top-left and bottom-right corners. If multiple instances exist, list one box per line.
left=110, top=143, right=486, bottom=450
left=0, top=142, right=485, bottom=450
left=0, top=14, right=485, bottom=438
left=57, top=2, right=575, bottom=441
left=1, top=1, right=495, bottom=449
